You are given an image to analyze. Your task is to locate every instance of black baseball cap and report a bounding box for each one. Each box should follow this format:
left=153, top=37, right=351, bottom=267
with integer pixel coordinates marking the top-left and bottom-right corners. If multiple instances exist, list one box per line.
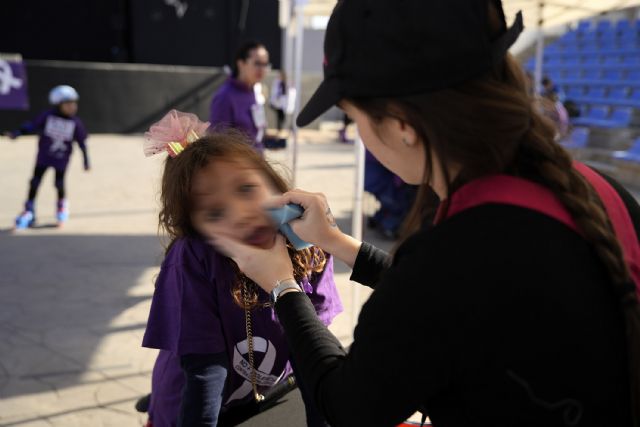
left=297, top=0, right=524, bottom=127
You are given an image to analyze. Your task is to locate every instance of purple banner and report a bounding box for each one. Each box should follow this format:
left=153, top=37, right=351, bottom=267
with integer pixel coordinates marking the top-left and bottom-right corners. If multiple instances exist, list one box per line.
left=0, top=56, right=29, bottom=110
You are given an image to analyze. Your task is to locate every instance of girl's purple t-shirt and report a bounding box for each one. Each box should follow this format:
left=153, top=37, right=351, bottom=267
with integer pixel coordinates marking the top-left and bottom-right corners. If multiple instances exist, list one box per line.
left=142, top=237, right=342, bottom=426
left=30, top=109, right=88, bottom=170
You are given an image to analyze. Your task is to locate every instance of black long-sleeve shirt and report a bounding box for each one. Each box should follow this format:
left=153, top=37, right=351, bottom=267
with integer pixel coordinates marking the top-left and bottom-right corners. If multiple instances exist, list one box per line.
left=276, top=189, right=637, bottom=426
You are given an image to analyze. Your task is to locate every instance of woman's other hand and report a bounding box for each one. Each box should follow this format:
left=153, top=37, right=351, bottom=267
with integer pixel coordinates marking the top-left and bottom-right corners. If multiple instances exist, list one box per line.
left=210, top=233, right=294, bottom=292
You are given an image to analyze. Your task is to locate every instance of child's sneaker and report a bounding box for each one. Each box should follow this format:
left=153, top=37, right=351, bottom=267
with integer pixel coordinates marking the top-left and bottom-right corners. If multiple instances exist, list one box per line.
left=14, top=201, right=35, bottom=230
left=14, top=210, right=35, bottom=230
left=56, top=199, right=69, bottom=226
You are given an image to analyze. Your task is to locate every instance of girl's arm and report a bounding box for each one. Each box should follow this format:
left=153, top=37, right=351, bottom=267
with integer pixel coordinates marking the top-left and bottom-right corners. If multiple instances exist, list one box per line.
left=74, top=121, right=90, bottom=170
left=178, top=352, right=229, bottom=427
left=6, top=111, right=48, bottom=138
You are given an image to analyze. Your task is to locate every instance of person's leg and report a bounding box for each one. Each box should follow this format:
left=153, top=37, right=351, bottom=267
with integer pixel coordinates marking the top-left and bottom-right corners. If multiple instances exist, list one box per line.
left=16, top=165, right=47, bottom=228
left=27, top=165, right=47, bottom=202
left=276, top=109, right=285, bottom=132
left=54, top=168, right=67, bottom=201
left=55, top=168, right=69, bottom=223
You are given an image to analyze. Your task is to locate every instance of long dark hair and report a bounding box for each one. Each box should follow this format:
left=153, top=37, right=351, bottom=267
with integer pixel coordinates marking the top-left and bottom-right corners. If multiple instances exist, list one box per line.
left=351, top=3, right=640, bottom=424
left=231, top=40, right=265, bottom=78
left=158, top=129, right=326, bottom=309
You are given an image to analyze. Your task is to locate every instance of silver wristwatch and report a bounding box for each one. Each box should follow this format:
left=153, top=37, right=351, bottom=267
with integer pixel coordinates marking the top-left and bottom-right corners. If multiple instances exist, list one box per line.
left=270, top=278, right=301, bottom=305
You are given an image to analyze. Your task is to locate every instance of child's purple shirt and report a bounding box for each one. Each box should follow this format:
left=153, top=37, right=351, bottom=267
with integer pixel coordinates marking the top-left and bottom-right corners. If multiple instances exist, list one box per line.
left=142, top=236, right=342, bottom=425
left=28, top=109, right=87, bottom=170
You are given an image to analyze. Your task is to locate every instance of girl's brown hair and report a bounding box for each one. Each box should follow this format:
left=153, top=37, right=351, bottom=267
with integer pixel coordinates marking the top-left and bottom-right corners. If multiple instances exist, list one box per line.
left=158, top=129, right=326, bottom=309
left=351, top=3, right=640, bottom=423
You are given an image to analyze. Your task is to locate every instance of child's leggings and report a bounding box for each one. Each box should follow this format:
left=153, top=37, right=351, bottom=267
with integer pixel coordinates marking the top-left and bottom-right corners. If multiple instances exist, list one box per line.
left=28, top=165, right=66, bottom=201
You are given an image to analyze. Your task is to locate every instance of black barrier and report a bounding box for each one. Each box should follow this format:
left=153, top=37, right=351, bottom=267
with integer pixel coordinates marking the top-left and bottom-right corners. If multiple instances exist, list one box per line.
left=0, top=60, right=227, bottom=134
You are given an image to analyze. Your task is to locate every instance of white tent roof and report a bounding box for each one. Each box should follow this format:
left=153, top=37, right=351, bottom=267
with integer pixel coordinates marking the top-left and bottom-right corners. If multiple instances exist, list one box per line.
left=301, top=1, right=640, bottom=28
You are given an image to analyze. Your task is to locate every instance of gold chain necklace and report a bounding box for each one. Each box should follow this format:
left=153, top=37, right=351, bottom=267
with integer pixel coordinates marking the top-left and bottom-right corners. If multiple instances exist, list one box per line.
left=242, top=283, right=265, bottom=403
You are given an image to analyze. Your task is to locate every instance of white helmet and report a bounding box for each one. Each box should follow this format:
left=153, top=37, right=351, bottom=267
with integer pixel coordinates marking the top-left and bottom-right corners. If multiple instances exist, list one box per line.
left=49, top=85, right=79, bottom=105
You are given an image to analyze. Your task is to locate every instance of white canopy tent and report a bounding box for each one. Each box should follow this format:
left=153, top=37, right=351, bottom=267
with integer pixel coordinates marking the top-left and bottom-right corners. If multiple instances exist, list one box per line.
left=281, top=0, right=640, bottom=328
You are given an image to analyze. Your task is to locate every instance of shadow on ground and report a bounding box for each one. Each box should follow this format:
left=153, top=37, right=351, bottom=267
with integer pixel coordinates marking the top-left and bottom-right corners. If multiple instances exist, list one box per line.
left=0, top=234, right=162, bottom=401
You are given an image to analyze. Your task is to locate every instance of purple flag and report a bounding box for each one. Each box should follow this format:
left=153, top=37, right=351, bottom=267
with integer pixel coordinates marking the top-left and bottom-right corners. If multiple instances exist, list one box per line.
left=0, top=54, right=29, bottom=110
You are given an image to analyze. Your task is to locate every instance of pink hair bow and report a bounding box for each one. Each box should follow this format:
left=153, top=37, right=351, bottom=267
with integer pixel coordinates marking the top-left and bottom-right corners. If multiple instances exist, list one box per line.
left=143, top=109, right=210, bottom=158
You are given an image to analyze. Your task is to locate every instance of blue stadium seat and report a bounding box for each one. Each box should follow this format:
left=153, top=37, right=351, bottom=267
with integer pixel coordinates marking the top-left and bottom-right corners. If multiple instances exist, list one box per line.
left=561, top=127, right=589, bottom=149
left=602, top=53, right=621, bottom=64
left=609, top=86, right=629, bottom=100
left=547, top=57, right=563, bottom=66
left=526, top=58, right=535, bottom=70
left=626, top=69, right=640, bottom=80
left=603, top=69, right=624, bottom=80
left=566, top=69, right=582, bottom=79
left=596, top=20, right=612, bottom=32
left=629, top=88, right=640, bottom=103
left=566, top=86, right=584, bottom=99
left=582, top=54, right=601, bottom=65
left=583, top=68, right=602, bottom=79
left=587, top=86, right=606, bottom=98
left=613, top=137, right=640, bottom=163
left=578, top=20, right=591, bottom=31
left=623, top=55, right=640, bottom=65
left=609, top=107, right=634, bottom=126
left=616, top=20, right=632, bottom=32
left=564, top=58, right=581, bottom=68
left=573, top=105, right=609, bottom=126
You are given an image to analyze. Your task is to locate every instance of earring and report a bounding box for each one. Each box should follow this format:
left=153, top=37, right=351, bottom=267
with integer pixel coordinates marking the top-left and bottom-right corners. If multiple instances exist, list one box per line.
left=402, top=137, right=411, bottom=146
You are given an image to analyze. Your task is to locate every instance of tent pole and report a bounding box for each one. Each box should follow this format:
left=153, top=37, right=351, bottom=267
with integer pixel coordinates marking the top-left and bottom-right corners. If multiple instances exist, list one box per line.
left=290, top=2, right=305, bottom=186
left=351, top=134, right=365, bottom=330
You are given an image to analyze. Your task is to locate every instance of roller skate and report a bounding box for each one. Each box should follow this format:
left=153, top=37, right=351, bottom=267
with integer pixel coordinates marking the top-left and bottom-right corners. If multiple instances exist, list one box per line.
left=14, top=201, right=35, bottom=230
left=56, top=199, right=69, bottom=227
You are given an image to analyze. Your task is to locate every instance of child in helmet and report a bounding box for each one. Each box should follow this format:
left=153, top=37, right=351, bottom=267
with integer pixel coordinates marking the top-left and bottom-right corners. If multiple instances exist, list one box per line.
left=5, top=85, right=90, bottom=228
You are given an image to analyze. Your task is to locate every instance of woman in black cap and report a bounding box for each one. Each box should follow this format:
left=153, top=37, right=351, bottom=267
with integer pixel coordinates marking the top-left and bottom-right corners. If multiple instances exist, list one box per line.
left=209, top=0, right=640, bottom=426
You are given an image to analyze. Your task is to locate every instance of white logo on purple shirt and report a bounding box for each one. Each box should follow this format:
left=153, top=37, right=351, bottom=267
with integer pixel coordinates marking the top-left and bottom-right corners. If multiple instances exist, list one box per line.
left=44, top=116, right=76, bottom=153
left=0, top=59, right=23, bottom=95
left=226, top=336, right=284, bottom=404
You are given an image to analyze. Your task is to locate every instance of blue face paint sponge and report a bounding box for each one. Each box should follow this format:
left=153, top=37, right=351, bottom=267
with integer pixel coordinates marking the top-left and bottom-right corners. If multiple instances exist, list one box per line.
left=266, top=204, right=312, bottom=250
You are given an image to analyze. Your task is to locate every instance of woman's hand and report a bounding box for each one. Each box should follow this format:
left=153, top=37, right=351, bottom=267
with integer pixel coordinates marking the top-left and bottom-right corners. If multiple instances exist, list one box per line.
left=210, top=233, right=294, bottom=293
left=267, top=190, right=343, bottom=250
left=267, top=190, right=362, bottom=268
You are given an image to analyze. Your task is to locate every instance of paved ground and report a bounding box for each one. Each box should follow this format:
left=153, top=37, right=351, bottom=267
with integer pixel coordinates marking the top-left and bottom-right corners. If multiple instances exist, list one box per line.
left=0, top=129, right=396, bottom=427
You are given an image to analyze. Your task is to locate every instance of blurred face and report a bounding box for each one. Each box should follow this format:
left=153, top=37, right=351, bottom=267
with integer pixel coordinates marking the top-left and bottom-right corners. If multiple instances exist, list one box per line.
left=237, top=46, right=270, bottom=87
left=340, top=101, right=426, bottom=186
left=190, top=159, right=278, bottom=249
left=59, top=101, right=78, bottom=117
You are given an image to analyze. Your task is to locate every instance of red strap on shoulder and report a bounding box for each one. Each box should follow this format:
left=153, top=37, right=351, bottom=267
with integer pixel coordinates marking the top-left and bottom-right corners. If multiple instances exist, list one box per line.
left=439, top=174, right=578, bottom=232
left=573, top=162, right=640, bottom=291
left=436, top=162, right=640, bottom=294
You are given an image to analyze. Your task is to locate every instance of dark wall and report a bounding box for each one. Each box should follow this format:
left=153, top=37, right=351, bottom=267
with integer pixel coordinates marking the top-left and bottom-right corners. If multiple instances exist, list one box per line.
left=131, top=0, right=281, bottom=68
left=2, top=0, right=281, bottom=68
left=0, top=61, right=227, bottom=133
left=1, top=0, right=130, bottom=62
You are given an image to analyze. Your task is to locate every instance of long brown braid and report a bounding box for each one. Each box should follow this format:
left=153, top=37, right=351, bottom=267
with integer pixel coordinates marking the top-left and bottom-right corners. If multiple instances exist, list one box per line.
left=350, top=2, right=640, bottom=421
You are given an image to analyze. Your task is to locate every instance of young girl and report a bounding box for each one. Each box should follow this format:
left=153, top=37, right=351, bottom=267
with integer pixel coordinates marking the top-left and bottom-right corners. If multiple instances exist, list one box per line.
left=141, top=110, right=341, bottom=426
left=6, top=85, right=90, bottom=229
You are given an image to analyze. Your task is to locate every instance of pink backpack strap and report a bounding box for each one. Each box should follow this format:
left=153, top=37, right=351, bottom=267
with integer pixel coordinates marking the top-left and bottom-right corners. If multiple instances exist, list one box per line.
left=435, top=163, right=640, bottom=295
left=437, top=174, right=579, bottom=233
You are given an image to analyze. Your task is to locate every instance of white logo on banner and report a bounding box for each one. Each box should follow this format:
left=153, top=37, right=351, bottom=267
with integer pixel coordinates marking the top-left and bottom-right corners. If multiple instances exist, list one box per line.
left=165, top=0, right=188, bottom=18
left=225, top=336, right=284, bottom=405
left=0, top=59, right=23, bottom=95
left=44, top=116, right=76, bottom=153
